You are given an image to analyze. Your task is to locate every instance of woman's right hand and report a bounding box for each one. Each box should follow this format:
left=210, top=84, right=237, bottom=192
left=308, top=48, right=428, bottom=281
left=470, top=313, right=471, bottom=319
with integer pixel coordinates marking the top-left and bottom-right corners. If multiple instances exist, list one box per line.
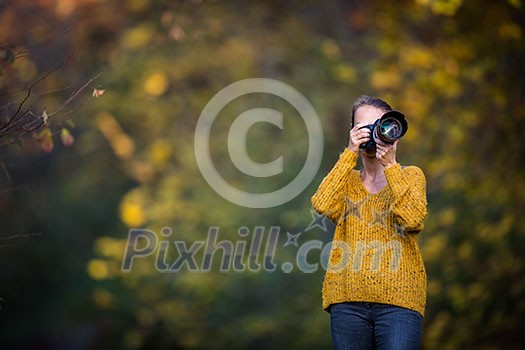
left=348, top=123, right=371, bottom=152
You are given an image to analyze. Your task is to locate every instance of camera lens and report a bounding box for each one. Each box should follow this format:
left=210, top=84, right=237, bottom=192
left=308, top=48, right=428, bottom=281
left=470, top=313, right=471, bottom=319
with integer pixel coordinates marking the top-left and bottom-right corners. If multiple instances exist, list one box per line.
left=377, top=110, right=408, bottom=143
left=379, top=118, right=402, bottom=140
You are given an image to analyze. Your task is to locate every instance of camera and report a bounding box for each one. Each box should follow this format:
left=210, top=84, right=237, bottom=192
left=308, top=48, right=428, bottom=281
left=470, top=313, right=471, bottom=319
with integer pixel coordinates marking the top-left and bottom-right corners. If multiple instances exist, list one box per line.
left=359, top=110, right=408, bottom=150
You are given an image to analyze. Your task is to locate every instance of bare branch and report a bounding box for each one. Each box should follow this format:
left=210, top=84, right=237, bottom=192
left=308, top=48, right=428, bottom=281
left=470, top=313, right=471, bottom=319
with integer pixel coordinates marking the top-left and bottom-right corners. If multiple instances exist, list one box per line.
left=25, top=26, right=75, bottom=51
left=0, top=186, right=28, bottom=192
left=0, top=68, right=58, bottom=131
left=0, top=232, right=42, bottom=240
left=48, top=72, right=103, bottom=117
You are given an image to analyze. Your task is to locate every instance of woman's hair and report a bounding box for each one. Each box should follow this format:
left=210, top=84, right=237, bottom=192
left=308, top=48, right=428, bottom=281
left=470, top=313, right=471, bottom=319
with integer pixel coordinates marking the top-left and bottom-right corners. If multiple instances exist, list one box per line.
left=351, top=95, right=393, bottom=127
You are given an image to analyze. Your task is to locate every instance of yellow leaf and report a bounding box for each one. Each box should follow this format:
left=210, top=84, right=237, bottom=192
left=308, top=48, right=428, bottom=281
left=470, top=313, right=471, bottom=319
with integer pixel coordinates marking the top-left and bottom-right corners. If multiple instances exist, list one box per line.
left=38, top=127, right=53, bottom=153
left=143, top=72, right=169, bottom=96
left=87, top=259, right=110, bottom=280
left=120, top=201, right=146, bottom=227
left=60, top=128, right=74, bottom=147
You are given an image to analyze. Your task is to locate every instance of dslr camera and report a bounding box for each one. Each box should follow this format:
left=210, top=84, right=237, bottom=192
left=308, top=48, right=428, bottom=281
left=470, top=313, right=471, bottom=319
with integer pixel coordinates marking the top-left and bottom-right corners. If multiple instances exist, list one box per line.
left=359, top=110, right=408, bottom=150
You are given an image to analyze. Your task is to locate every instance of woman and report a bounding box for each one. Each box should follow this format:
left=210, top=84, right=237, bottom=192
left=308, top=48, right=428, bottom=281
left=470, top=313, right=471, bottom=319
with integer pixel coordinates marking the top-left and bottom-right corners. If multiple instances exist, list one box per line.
left=311, top=95, right=427, bottom=350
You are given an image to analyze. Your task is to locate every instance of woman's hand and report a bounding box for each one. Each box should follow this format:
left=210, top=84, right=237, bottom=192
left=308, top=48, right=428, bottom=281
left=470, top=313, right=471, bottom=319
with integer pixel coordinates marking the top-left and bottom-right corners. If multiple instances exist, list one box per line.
left=376, top=140, right=398, bottom=168
left=348, top=123, right=371, bottom=152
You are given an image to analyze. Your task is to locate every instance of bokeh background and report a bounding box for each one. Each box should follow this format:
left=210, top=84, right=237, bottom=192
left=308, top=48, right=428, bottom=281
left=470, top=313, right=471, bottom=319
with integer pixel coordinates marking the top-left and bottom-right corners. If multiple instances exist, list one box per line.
left=1, top=0, right=524, bottom=349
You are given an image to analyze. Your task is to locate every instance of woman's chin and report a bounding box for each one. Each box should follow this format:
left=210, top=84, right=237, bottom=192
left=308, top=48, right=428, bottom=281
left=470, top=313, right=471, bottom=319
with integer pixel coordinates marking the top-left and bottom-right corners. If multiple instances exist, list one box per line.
left=361, top=148, right=376, bottom=158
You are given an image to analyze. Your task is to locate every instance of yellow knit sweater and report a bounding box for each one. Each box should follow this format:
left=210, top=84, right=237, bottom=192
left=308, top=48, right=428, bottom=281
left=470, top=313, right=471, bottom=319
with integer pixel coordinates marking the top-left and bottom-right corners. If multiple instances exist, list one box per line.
left=311, top=148, right=428, bottom=316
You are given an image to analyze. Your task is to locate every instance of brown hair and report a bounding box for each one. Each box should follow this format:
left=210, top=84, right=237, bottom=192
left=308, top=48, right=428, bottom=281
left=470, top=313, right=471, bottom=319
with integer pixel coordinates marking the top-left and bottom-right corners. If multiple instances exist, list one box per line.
left=351, top=95, right=393, bottom=127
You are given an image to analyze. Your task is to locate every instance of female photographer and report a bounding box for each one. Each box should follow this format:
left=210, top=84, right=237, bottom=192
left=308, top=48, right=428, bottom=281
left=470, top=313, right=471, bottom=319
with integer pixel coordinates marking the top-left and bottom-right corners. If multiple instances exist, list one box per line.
left=312, top=95, right=428, bottom=350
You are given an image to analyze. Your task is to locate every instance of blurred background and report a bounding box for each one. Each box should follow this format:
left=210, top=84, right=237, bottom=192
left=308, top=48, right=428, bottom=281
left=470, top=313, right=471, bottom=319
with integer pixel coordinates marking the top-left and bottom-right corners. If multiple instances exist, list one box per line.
left=1, top=0, right=524, bottom=348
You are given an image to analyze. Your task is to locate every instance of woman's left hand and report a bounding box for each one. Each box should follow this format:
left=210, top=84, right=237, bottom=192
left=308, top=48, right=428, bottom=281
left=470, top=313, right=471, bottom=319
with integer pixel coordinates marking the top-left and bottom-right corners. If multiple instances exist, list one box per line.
left=376, top=140, right=398, bottom=169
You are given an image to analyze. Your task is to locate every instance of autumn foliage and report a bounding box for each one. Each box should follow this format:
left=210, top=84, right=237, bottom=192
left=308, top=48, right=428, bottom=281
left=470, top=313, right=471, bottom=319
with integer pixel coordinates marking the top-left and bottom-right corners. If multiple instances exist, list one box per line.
left=1, top=0, right=524, bottom=349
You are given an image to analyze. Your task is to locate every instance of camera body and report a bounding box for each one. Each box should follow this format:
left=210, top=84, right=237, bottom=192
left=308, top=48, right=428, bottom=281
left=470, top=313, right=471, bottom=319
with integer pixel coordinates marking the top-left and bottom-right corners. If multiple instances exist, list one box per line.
left=359, top=110, right=408, bottom=150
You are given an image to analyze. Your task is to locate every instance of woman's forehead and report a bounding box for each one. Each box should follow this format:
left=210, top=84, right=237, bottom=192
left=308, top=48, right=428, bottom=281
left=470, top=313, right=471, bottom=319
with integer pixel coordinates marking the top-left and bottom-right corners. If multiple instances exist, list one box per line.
left=355, top=105, right=383, bottom=120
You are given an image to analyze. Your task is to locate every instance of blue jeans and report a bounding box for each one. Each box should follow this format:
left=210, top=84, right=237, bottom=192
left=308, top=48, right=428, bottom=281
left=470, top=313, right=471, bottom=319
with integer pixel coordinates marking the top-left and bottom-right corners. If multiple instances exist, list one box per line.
left=329, top=302, right=422, bottom=350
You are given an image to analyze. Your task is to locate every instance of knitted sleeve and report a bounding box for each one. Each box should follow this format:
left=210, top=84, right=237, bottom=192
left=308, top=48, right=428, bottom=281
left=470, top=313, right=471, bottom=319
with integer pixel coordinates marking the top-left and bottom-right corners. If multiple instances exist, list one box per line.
left=384, top=164, right=428, bottom=233
left=311, top=148, right=358, bottom=222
